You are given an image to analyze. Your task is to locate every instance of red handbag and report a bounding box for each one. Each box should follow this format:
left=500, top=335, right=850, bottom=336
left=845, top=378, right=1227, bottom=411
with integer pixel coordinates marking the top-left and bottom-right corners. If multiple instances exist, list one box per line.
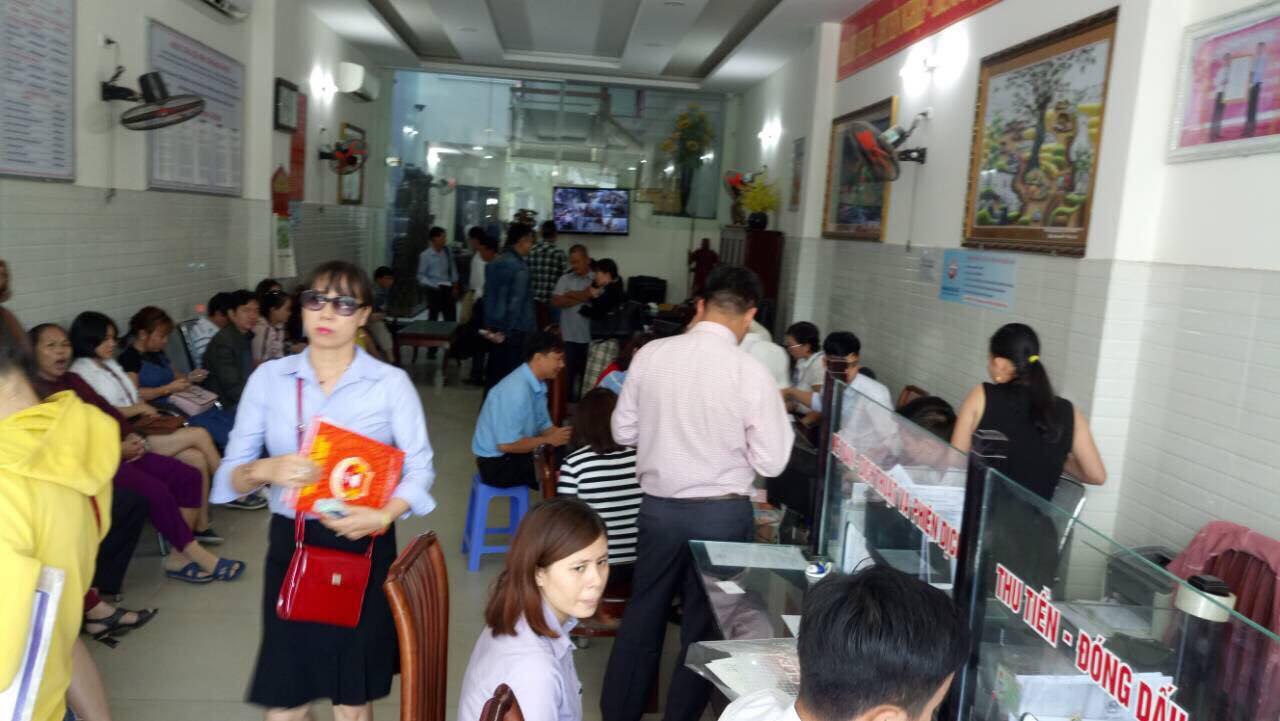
left=276, top=378, right=374, bottom=628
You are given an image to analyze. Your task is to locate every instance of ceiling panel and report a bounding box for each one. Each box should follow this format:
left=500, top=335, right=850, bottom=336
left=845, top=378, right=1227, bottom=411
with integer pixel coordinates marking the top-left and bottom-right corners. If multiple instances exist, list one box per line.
left=663, top=0, right=781, bottom=77
left=383, top=0, right=462, bottom=59
left=485, top=0, right=640, bottom=59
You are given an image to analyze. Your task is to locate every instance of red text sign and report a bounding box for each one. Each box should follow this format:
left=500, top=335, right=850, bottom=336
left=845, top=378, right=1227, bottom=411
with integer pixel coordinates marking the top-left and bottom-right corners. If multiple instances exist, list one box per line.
left=837, top=0, right=1002, bottom=80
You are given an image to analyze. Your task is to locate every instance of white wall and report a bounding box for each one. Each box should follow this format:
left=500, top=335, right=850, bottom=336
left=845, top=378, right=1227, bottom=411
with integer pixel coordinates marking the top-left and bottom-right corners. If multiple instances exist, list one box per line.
left=747, top=0, right=1280, bottom=552
left=0, top=0, right=390, bottom=329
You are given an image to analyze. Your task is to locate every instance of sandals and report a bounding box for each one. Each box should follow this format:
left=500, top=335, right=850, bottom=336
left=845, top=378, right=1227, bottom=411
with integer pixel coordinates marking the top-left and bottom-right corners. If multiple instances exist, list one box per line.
left=83, top=607, right=158, bottom=647
left=212, top=557, right=246, bottom=582
left=165, top=561, right=213, bottom=584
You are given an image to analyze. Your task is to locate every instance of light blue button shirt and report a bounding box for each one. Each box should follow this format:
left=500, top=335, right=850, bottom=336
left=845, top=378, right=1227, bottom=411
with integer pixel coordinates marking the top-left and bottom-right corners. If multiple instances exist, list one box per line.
left=457, top=601, right=581, bottom=721
left=472, top=363, right=551, bottom=458
left=210, top=347, right=437, bottom=518
left=417, top=245, right=458, bottom=288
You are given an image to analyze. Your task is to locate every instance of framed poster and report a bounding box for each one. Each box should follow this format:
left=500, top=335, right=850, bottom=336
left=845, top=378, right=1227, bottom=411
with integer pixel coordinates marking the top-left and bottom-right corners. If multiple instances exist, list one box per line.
left=147, top=21, right=244, bottom=196
left=822, top=98, right=896, bottom=240
left=0, top=0, right=74, bottom=181
left=1169, top=1, right=1280, bottom=162
left=788, top=137, right=805, bottom=212
left=288, top=93, right=307, bottom=201
left=274, top=78, right=299, bottom=132
left=338, top=122, right=365, bottom=205
left=964, top=10, right=1116, bottom=256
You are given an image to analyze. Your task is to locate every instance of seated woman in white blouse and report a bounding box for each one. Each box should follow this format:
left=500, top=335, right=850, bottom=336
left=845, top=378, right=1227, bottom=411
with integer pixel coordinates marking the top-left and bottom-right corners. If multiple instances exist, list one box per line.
left=457, top=498, right=610, bottom=721
left=783, top=321, right=824, bottom=420
left=68, top=311, right=224, bottom=539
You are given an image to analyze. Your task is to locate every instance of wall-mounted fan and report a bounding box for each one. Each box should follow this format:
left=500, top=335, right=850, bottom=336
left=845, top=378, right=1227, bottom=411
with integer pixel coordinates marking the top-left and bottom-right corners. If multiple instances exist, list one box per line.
left=852, top=110, right=930, bottom=182
left=318, top=138, right=368, bottom=175
left=101, top=69, right=205, bottom=130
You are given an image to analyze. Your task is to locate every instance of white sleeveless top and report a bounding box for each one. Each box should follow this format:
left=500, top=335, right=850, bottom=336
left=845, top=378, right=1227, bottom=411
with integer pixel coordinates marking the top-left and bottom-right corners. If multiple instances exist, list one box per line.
left=70, top=357, right=140, bottom=407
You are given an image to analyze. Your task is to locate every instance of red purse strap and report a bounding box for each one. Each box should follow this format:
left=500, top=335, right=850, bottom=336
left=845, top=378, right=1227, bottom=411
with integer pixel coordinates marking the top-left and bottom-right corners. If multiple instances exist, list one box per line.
left=295, top=377, right=306, bottom=546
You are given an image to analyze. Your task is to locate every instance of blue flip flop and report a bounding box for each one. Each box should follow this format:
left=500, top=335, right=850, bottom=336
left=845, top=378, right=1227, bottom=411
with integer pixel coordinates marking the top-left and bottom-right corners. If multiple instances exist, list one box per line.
left=165, top=562, right=213, bottom=584
left=212, top=557, right=246, bottom=582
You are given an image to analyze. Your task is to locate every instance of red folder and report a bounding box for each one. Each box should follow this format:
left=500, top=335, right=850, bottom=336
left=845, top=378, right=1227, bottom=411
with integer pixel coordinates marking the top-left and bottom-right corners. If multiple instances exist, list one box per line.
left=293, top=418, right=404, bottom=513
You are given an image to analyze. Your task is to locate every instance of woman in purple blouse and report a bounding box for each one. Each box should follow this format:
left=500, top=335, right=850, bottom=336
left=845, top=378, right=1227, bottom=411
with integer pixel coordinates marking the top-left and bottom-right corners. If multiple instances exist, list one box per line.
left=457, top=499, right=610, bottom=721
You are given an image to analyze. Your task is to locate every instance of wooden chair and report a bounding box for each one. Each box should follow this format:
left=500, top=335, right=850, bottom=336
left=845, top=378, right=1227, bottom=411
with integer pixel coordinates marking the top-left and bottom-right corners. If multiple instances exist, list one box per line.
left=385, top=531, right=450, bottom=721
left=479, top=684, right=525, bottom=721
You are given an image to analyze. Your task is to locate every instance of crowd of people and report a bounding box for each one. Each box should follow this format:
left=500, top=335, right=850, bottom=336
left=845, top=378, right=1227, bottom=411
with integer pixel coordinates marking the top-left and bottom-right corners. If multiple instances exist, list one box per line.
left=0, top=216, right=1109, bottom=721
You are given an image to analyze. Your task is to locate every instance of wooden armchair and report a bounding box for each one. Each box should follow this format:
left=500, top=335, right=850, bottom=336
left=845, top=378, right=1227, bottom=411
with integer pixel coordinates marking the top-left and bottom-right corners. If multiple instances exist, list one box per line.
left=479, top=684, right=525, bottom=721
left=384, top=531, right=450, bottom=721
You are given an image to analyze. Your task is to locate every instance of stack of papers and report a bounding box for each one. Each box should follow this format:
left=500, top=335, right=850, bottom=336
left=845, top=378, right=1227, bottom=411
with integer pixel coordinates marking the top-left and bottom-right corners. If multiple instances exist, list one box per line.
left=704, top=542, right=809, bottom=570
left=705, top=651, right=801, bottom=698
left=0, top=567, right=65, bottom=721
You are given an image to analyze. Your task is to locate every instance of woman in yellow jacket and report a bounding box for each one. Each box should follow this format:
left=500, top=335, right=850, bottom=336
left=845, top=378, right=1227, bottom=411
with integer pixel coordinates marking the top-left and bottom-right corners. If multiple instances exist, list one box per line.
left=0, top=341, right=121, bottom=721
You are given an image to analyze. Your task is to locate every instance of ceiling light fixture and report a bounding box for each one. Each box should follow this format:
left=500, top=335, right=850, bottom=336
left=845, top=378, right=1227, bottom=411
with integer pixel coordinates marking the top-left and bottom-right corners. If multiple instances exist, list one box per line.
left=639, top=159, right=647, bottom=164
left=483, top=154, right=494, bottom=160
left=627, top=166, right=637, bottom=171
left=472, top=145, right=484, bottom=151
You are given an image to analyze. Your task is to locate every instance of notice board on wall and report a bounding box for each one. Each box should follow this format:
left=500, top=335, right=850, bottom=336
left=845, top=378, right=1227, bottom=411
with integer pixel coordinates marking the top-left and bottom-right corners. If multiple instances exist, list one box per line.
left=0, top=0, right=75, bottom=181
left=147, top=21, right=244, bottom=196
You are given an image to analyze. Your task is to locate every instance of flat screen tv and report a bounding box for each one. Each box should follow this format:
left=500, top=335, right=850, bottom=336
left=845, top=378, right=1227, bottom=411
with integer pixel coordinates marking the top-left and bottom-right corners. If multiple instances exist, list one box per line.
left=552, top=186, right=630, bottom=235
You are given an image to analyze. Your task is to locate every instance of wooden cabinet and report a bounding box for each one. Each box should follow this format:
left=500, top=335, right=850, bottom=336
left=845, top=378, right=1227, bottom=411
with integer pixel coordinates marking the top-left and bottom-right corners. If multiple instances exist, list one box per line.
left=720, top=226, right=783, bottom=331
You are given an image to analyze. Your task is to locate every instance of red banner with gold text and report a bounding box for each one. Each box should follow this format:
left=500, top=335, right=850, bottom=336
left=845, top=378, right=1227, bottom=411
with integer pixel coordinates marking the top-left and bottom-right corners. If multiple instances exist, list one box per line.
left=837, top=0, right=1002, bottom=80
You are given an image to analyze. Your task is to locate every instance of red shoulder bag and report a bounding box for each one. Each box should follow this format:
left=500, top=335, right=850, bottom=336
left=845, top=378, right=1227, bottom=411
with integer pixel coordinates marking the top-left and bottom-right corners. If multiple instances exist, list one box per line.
left=276, top=378, right=373, bottom=628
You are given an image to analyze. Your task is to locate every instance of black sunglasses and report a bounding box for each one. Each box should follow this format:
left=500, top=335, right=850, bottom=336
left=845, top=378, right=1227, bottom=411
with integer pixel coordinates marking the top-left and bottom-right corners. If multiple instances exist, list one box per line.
left=300, top=290, right=364, bottom=316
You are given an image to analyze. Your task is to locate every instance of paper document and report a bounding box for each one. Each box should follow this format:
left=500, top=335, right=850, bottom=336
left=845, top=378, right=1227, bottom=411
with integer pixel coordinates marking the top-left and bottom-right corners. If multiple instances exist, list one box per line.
left=715, top=580, right=746, bottom=595
left=781, top=615, right=802, bottom=637
left=0, top=566, right=65, bottom=721
left=703, top=542, right=808, bottom=570
left=705, top=652, right=801, bottom=698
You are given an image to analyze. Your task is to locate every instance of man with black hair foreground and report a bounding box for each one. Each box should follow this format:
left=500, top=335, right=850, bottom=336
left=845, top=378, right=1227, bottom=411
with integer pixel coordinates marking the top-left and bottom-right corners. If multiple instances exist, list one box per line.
left=601, top=264, right=793, bottom=721
left=719, top=565, right=970, bottom=721
left=471, top=330, right=572, bottom=489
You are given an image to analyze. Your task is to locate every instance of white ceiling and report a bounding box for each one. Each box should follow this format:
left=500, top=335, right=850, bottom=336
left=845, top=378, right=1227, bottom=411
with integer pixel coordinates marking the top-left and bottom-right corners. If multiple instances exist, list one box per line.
left=305, top=0, right=870, bottom=91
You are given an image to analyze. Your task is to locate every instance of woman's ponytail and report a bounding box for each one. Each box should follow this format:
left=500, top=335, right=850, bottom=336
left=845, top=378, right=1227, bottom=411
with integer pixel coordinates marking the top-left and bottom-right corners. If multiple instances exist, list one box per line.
left=990, top=323, right=1060, bottom=441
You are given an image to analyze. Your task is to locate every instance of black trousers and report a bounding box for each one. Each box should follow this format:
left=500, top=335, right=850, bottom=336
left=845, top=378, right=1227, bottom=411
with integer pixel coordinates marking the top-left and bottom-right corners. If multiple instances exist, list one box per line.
left=564, top=341, right=589, bottom=400
left=469, top=300, right=488, bottom=382
left=426, top=285, right=456, bottom=322
left=477, top=453, right=536, bottom=489
left=601, top=495, right=753, bottom=721
left=484, top=331, right=526, bottom=393
left=94, top=486, right=149, bottom=595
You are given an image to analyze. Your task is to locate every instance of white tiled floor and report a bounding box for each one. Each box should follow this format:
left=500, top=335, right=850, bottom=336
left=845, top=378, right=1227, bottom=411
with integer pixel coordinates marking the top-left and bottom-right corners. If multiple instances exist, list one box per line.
left=88, top=364, right=683, bottom=721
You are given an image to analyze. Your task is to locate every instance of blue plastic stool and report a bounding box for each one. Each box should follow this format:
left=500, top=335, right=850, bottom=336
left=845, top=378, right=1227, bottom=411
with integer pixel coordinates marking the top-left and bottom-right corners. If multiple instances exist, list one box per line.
left=461, top=473, right=531, bottom=572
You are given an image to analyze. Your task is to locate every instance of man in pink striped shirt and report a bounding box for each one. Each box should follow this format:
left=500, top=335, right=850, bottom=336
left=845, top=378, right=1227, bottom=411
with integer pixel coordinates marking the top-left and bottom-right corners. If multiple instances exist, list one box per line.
left=601, top=265, right=794, bottom=721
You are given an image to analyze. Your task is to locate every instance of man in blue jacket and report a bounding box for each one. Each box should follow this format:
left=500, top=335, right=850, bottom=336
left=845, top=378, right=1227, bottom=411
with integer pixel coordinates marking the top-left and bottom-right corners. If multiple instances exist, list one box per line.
left=482, top=224, right=536, bottom=391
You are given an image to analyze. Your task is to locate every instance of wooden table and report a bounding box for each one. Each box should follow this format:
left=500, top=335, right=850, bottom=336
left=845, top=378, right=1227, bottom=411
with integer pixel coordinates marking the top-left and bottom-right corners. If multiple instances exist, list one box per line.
left=391, top=320, right=457, bottom=368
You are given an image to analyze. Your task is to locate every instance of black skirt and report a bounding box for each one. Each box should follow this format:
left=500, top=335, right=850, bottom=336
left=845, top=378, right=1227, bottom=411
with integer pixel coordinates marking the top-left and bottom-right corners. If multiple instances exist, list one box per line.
left=248, top=514, right=400, bottom=709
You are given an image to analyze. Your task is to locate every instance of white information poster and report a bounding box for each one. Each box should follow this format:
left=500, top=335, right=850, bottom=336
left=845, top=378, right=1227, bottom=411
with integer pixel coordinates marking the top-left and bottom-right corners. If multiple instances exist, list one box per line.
left=148, top=21, right=243, bottom=195
left=0, top=0, right=75, bottom=181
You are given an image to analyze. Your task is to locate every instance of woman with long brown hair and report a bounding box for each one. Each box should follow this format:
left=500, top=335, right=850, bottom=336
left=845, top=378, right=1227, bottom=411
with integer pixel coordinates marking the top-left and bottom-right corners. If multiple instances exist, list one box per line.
left=457, top=499, right=610, bottom=721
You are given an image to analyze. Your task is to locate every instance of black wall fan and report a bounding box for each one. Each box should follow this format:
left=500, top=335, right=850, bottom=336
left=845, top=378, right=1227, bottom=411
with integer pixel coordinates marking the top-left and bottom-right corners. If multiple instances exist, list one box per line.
left=851, top=110, right=930, bottom=182
left=102, top=68, right=205, bottom=130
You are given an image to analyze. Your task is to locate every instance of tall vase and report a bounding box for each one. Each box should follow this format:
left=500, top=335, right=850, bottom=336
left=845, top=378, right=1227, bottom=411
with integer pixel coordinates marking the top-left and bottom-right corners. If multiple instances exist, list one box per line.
left=678, top=166, right=695, bottom=216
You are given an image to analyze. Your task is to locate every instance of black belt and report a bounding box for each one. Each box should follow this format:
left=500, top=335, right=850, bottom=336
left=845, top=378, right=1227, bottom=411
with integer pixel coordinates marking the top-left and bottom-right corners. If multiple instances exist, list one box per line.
left=643, top=493, right=749, bottom=504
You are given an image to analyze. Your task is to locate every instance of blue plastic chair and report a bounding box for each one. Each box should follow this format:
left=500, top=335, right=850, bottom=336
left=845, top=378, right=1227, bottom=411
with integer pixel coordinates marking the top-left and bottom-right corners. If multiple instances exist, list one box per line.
left=461, top=473, right=531, bottom=572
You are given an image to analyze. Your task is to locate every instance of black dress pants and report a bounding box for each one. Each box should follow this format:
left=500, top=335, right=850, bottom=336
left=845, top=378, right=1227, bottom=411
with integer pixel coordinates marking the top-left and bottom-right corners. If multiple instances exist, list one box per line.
left=94, top=486, right=150, bottom=595
left=600, top=495, right=753, bottom=721
left=426, top=285, right=456, bottom=322
left=484, top=331, right=526, bottom=394
left=564, top=341, right=589, bottom=399
left=477, top=453, right=537, bottom=489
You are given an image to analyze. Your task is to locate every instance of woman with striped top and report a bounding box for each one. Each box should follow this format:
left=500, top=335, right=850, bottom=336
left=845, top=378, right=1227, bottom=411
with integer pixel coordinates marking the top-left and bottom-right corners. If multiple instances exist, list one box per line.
left=557, top=387, right=641, bottom=584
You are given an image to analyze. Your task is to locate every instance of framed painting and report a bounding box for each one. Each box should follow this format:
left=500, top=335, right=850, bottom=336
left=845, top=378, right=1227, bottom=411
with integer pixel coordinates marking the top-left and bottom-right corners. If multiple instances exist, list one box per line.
left=274, top=78, right=299, bottom=133
left=1169, top=1, right=1280, bottom=162
left=789, top=137, right=805, bottom=212
left=963, top=10, right=1117, bottom=257
left=823, top=97, right=896, bottom=240
left=338, top=122, right=365, bottom=205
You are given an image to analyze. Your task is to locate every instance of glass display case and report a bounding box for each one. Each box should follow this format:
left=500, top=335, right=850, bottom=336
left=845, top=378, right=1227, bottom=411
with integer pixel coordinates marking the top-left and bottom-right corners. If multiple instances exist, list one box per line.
left=817, top=379, right=969, bottom=587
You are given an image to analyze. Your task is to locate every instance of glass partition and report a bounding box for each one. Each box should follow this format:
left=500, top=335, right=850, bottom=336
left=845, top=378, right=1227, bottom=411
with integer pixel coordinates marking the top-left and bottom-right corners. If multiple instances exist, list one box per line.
left=959, top=465, right=1280, bottom=721
left=818, top=380, right=969, bottom=587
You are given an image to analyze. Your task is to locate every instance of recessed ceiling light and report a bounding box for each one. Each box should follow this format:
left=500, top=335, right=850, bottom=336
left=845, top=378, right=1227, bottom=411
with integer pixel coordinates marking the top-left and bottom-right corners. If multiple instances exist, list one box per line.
left=483, top=154, right=494, bottom=160
left=472, top=145, right=484, bottom=151
left=627, top=166, right=637, bottom=171
left=459, top=27, right=479, bottom=33
left=639, top=159, right=647, bottom=164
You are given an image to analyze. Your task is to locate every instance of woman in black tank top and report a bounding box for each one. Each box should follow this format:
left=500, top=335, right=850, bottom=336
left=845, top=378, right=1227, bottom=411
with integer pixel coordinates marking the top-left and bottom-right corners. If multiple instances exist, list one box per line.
left=951, top=323, right=1107, bottom=499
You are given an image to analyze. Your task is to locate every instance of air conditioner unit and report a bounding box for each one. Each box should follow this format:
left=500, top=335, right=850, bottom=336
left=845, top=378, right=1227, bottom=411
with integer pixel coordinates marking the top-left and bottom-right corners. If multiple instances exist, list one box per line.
left=198, top=0, right=249, bottom=21
left=337, top=62, right=380, bottom=102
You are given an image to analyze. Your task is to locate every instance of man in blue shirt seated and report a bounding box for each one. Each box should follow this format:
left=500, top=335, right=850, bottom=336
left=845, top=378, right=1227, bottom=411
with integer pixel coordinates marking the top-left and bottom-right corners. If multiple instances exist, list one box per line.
left=472, top=330, right=572, bottom=488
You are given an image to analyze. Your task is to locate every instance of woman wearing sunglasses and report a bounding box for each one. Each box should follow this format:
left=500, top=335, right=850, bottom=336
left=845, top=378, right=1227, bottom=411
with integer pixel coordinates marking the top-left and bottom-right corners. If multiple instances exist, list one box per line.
left=211, top=261, right=437, bottom=721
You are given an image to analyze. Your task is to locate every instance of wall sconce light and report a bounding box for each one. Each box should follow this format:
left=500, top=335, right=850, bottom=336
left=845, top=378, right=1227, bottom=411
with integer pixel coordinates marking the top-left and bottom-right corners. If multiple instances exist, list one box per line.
left=757, top=120, right=781, bottom=148
left=310, top=66, right=337, bottom=103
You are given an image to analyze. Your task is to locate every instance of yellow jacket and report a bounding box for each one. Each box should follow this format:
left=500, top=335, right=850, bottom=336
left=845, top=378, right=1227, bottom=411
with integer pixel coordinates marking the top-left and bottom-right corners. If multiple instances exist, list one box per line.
left=0, top=392, right=120, bottom=721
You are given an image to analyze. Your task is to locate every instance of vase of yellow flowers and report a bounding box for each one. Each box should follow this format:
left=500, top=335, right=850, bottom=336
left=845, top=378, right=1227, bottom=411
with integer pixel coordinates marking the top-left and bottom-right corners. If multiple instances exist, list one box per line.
left=740, top=171, right=779, bottom=229
left=661, top=105, right=714, bottom=215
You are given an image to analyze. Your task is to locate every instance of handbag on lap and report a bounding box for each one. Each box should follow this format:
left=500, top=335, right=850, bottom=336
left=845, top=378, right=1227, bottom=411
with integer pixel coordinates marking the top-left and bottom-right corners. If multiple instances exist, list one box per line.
left=170, top=386, right=219, bottom=416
